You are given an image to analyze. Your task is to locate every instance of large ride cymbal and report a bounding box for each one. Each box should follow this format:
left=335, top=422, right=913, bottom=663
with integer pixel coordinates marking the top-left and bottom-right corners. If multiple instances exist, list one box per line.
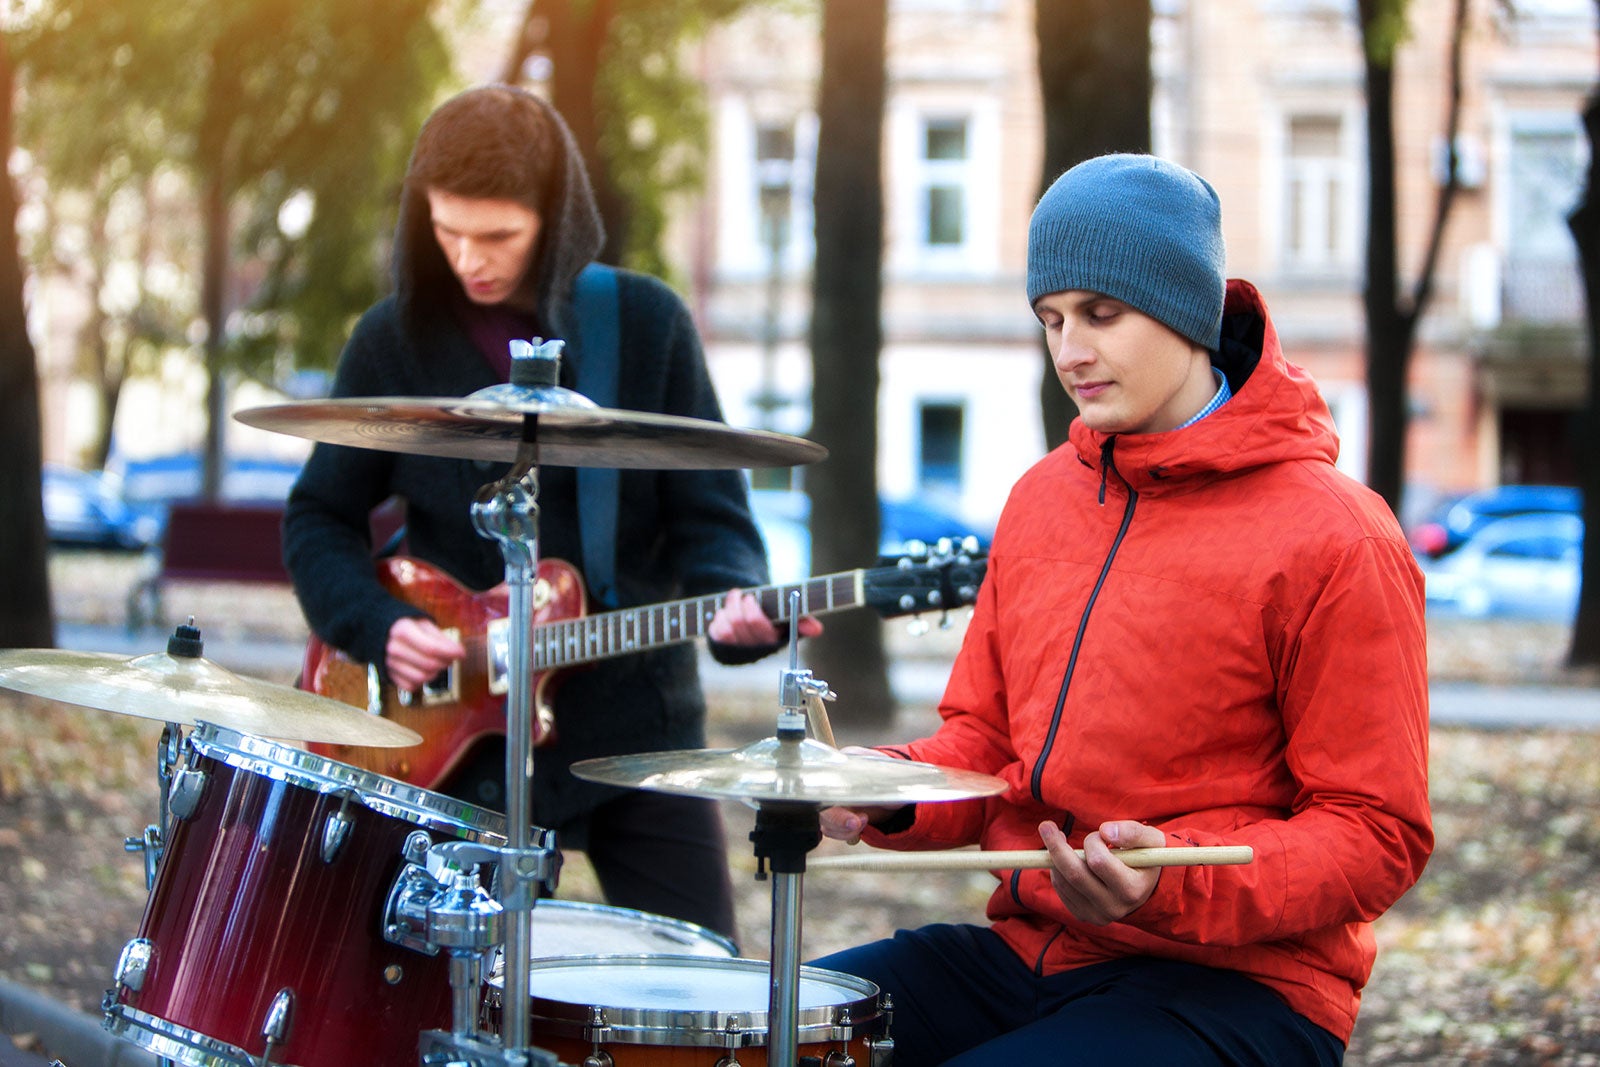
left=234, top=397, right=828, bottom=469
left=571, top=737, right=1008, bottom=806
left=0, top=645, right=422, bottom=748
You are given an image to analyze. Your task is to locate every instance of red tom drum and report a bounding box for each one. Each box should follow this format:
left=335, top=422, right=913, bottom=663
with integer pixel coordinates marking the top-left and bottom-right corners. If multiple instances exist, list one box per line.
left=104, top=722, right=506, bottom=1067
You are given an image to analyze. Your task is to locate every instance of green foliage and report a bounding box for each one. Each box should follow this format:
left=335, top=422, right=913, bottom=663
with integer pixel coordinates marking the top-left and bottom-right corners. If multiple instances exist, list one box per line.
left=1360, top=0, right=1413, bottom=67
left=8, top=0, right=453, bottom=385
left=595, top=0, right=763, bottom=278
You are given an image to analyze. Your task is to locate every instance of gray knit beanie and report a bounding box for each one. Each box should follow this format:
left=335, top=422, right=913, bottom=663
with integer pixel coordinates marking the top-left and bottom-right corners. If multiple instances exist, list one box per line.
left=1027, top=153, right=1225, bottom=350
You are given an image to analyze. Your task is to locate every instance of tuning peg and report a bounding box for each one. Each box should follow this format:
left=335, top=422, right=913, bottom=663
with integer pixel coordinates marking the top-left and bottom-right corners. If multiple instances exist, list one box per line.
left=906, top=616, right=931, bottom=637
left=939, top=611, right=954, bottom=630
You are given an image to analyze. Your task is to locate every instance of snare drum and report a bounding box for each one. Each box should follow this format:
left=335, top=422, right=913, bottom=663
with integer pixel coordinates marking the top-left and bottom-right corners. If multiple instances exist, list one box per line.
left=104, top=722, right=507, bottom=1067
left=481, top=955, right=886, bottom=1066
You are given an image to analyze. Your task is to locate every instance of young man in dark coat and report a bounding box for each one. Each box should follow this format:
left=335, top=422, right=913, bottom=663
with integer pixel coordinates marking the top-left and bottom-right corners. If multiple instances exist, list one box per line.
left=284, top=85, right=813, bottom=942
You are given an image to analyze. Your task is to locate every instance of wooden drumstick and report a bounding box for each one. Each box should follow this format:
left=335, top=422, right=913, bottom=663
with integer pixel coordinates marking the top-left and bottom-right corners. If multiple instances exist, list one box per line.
left=808, top=845, right=1253, bottom=872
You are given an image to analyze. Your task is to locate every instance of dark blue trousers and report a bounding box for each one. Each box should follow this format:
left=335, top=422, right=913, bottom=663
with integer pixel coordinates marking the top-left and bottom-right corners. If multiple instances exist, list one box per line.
left=811, top=924, right=1345, bottom=1066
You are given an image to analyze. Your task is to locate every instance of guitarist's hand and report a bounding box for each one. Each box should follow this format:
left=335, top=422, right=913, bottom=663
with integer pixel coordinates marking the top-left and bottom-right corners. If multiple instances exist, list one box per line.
left=386, top=616, right=466, bottom=692
left=708, top=590, right=824, bottom=646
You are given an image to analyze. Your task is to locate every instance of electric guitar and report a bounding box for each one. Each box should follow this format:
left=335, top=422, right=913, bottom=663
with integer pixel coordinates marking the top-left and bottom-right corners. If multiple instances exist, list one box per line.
left=299, top=545, right=987, bottom=789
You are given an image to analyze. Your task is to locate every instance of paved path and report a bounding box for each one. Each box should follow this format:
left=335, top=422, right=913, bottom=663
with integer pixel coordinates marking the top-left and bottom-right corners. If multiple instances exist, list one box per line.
left=49, top=622, right=1600, bottom=729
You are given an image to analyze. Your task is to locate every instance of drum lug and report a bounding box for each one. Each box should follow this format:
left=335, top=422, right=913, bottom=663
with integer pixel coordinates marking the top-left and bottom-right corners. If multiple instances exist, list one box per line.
left=113, top=938, right=153, bottom=992
left=167, top=767, right=207, bottom=820
left=865, top=993, right=894, bottom=1067
left=825, top=1051, right=856, bottom=1067
left=582, top=1008, right=614, bottom=1067
left=258, top=987, right=293, bottom=1065
left=321, top=807, right=354, bottom=864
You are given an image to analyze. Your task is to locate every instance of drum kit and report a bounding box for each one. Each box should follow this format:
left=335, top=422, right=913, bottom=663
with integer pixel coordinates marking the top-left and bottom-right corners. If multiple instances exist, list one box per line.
left=0, top=338, right=1010, bottom=1067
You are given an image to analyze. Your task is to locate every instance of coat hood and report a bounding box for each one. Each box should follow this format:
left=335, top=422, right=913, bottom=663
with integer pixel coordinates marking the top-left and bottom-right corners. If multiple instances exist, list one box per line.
left=1067, top=279, right=1341, bottom=493
left=391, top=88, right=604, bottom=338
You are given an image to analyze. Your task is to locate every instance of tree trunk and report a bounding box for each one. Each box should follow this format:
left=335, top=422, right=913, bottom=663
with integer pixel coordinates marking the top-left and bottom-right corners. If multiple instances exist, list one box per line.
left=200, top=167, right=229, bottom=503
left=0, top=35, right=54, bottom=649
left=806, top=0, right=892, bottom=724
left=1358, top=0, right=1468, bottom=519
left=1567, top=67, right=1600, bottom=668
left=545, top=0, right=630, bottom=266
left=1359, top=0, right=1412, bottom=515
left=1033, top=0, right=1152, bottom=451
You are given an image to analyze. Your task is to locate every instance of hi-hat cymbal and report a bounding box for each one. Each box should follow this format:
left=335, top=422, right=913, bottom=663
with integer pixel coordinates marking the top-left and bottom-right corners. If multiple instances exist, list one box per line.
left=570, top=737, right=1008, bottom=806
left=0, top=646, right=422, bottom=748
left=234, top=397, right=827, bottom=469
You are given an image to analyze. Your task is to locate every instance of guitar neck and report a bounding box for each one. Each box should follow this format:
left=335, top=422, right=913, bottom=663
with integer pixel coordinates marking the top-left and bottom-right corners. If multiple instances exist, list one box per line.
left=531, top=571, right=865, bottom=671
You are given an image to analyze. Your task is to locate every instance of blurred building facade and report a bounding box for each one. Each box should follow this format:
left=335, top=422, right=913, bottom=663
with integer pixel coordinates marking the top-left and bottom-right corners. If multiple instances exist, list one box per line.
left=687, top=0, right=1598, bottom=530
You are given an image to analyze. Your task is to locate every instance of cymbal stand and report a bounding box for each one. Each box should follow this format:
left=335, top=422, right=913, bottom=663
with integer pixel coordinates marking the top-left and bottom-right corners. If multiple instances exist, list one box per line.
left=415, top=339, right=584, bottom=1066
left=124, top=721, right=181, bottom=891
left=124, top=625, right=209, bottom=891
left=750, top=595, right=830, bottom=1067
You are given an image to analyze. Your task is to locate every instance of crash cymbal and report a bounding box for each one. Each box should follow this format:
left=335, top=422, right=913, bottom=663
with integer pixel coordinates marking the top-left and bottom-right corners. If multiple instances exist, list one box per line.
left=0, top=642, right=422, bottom=748
left=234, top=397, right=827, bottom=470
left=570, top=737, right=1008, bottom=806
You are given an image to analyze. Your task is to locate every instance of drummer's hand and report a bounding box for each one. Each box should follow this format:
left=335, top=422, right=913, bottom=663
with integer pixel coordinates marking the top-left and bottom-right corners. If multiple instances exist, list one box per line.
left=386, top=617, right=466, bottom=692
left=821, top=806, right=903, bottom=844
left=707, top=589, right=823, bottom=646
left=1040, top=819, right=1165, bottom=926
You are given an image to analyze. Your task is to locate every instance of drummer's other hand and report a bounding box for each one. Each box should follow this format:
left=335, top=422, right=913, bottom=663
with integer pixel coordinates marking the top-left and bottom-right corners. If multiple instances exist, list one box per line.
left=707, top=590, right=823, bottom=646
left=1040, top=819, right=1165, bottom=926
left=821, top=806, right=873, bottom=844
left=386, top=617, right=466, bottom=692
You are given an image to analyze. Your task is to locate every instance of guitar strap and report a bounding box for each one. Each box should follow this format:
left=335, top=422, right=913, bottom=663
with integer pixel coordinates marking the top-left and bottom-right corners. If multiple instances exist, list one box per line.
left=573, top=263, right=621, bottom=607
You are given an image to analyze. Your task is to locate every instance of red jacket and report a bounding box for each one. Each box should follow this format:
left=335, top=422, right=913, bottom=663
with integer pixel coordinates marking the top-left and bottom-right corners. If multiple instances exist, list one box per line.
left=865, top=280, right=1432, bottom=1042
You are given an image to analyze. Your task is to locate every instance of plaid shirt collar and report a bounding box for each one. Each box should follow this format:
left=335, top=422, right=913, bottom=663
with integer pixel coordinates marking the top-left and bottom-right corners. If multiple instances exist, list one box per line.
left=1175, top=367, right=1231, bottom=430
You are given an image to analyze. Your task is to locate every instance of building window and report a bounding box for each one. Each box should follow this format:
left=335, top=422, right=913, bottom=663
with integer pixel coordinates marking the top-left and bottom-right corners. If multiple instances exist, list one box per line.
left=922, top=119, right=968, bottom=247
left=755, top=121, right=798, bottom=251
left=1502, top=121, right=1586, bottom=323
left=1283, top=114, right=1350, bottom=272
left=918, top=400, right=965, bottom=493
left=920, top=117, right=970, bottom=249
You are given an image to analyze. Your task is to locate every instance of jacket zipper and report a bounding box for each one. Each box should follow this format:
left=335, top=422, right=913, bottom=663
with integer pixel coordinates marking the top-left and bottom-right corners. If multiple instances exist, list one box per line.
left=1013, top=437, right=1138, bottom=922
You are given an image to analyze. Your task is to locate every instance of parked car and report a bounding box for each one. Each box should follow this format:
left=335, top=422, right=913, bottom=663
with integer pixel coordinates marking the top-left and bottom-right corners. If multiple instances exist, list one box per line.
left=749, top=488, right=990, bottom=583
left=1408, top=484, right=1582, bottom=559
left=1420, top=512, right=1583, bottom=620
left=114, top=452, right=305, bottom=540
left=42, top=465, right=162, bottom=550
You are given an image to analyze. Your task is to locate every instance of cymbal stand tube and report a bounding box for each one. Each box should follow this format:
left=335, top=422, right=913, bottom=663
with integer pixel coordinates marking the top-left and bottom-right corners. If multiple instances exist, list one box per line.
left=759, top=599, right=822, bottom=1067
left=471, top=430, right=546, bottom=1058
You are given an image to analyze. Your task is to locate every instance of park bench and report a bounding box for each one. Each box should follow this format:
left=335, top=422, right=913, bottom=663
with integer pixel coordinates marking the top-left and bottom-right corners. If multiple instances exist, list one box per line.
left=126, top=502, right=290, bottom=631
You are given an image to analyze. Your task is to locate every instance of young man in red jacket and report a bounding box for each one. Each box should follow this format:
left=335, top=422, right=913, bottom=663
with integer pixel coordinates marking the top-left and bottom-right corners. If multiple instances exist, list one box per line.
left=815, top=154, right=1432, bottom=1065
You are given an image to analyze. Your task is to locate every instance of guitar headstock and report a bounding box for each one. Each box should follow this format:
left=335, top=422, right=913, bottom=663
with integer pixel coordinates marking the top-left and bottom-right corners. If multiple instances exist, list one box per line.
left=862, top=537, right=987, bottom=621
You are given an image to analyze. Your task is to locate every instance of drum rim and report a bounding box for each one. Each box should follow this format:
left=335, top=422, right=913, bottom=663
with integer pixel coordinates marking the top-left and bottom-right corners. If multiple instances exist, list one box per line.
left=483, top=954, right=882, bottom=1044
left=105, top=1001, right=281, bottom=1067
left=188, top=722, right=507, bottom=842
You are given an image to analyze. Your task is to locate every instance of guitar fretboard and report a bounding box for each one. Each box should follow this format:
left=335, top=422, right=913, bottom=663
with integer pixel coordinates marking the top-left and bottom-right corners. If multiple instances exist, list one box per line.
left=530, top=571, right=866, bottom=670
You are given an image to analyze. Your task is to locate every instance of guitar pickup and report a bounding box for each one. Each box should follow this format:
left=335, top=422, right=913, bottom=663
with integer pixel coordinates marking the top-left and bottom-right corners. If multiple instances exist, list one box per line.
left=486, top=619, right=510, bottom=697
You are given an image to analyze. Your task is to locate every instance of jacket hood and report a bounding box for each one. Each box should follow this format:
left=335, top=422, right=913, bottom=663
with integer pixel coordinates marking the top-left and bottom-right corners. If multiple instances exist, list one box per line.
left=1067, top=278, right=1340, bottom=492
left=391, top=91, right=604, bottom=338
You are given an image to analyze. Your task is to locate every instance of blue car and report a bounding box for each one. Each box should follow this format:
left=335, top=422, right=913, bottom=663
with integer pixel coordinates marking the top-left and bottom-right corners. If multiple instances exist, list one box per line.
left=114, top=452, right=305, bottom=539
left=749, top=488, right=989, bottom=583
left=1409, top=484, right=1582, bottom=558
left=42, top=465, right=162, bottom=550
left=1421, top=512, right=1583, bottom=619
